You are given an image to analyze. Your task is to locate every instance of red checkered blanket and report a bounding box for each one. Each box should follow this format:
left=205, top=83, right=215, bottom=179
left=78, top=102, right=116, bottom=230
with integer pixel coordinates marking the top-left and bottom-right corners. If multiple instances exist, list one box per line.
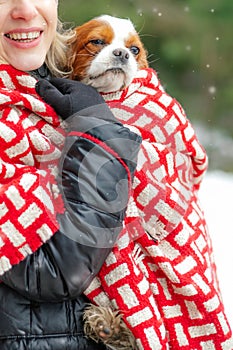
left=85, top=68, right=233, bottom=349
left=0, top=64, right=65, bottom=275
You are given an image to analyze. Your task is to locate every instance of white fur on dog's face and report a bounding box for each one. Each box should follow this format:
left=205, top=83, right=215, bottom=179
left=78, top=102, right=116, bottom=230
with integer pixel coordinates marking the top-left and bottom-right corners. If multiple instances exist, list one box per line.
left=70, top=15, right=148, bottom=93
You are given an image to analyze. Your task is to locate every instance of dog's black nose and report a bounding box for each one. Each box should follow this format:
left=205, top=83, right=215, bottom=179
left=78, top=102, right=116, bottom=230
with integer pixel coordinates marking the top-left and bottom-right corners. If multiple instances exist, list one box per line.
left=113, top=48, right=129, bottom=63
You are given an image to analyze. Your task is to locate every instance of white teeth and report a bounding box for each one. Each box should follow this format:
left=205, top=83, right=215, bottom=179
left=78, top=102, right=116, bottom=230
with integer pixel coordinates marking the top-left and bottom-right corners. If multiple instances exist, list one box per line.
left=6, top=31, right=40, bottom=41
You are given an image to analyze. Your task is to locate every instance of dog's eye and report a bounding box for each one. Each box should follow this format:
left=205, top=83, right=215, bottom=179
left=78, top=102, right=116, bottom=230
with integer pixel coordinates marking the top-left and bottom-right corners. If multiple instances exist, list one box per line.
left=89, top=39, right=105, bottom=46
left=129, top=46, right=140, bottom=56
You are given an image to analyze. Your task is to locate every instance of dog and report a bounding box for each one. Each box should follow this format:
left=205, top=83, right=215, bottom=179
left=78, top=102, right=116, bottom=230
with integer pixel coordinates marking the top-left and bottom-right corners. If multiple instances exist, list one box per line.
left=68, top=15, right=149, bottom=349
left=68, top=14, right=148, bottom=93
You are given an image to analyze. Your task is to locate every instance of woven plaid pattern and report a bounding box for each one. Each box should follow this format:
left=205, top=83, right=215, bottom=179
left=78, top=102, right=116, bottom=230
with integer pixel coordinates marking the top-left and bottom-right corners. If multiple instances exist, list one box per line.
left=0, top=64, right=65, bottom=276
left=85, top=68, right=233, bottom=349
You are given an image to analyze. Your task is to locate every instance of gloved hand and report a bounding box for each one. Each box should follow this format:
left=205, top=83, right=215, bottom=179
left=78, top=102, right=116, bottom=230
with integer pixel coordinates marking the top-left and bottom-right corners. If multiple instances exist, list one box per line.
left=35, top=78, right=116, bottom=122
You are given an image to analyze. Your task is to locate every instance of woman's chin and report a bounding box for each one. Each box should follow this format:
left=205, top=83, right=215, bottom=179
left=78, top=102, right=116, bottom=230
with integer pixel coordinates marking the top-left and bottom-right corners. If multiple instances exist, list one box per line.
left=8, top=55, right=46, bottom=72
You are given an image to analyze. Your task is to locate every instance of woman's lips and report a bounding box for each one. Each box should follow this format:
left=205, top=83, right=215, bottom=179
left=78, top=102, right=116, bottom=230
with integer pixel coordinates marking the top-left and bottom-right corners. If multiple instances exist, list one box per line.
left=4, top=29, right=43, bottom=48
left=5, top=31, right=41, bottom=43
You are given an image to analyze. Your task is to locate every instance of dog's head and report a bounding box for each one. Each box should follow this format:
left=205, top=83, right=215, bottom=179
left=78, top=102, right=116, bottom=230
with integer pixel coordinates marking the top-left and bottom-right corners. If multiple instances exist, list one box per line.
left=68, top=15, right=148, bottom=93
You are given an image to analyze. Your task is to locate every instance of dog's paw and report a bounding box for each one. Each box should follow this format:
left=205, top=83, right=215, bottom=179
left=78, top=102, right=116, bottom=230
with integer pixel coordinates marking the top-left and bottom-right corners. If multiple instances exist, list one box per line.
left=83, top=304, right=137, bottom=349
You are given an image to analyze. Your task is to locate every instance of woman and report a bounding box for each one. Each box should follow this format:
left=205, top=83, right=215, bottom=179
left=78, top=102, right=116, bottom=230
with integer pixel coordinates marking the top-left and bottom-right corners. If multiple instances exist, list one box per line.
left=0, top=1, right=141, bottom=349
left=1, top=2, right=232, bottom=350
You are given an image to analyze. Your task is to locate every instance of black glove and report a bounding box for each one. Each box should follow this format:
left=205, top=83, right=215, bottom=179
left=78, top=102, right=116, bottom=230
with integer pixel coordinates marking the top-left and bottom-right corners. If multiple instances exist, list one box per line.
left=35, top=78, right=116, bottom=122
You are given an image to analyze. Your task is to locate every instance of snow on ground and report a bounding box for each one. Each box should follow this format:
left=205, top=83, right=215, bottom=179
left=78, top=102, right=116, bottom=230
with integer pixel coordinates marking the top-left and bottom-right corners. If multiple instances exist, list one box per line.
left=199, top=171, right=233, bottom=330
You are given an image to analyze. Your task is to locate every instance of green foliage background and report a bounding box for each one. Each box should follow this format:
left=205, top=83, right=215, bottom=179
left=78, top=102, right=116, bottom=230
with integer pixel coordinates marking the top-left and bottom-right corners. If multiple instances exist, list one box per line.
left=59, top=0, right=233, bottom=170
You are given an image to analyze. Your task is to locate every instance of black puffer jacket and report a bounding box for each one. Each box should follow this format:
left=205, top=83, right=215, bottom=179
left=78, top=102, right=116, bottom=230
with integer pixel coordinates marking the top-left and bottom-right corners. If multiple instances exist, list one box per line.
left=0, top=77, right=142, bottom=349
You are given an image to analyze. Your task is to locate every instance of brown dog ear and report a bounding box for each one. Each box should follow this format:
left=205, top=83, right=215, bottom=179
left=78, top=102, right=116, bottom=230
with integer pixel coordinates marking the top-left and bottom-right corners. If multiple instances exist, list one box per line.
left=67, top=20, right=102, bottom=81
left=138, top=46, right=149, bottom=69
left=130, top=32, right=149, bottom=69
left=66, top=25, right=87, bottom=80
left=65, top=28, right=80, bottom=78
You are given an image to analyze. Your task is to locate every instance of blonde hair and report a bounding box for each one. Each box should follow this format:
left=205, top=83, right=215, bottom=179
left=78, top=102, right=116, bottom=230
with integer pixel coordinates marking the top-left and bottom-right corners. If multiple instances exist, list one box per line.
left=45, top=19, right=75, bottom=77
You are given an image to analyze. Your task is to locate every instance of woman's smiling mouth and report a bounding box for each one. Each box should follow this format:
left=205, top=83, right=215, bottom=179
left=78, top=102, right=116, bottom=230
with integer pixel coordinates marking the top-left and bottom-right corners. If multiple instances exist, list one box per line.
left=5, top=31, right=41, bottom=43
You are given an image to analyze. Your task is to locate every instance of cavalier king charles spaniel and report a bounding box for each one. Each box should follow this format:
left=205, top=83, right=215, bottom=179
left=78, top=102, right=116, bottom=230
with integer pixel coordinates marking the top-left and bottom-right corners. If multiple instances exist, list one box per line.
left=68, top=15, right=148, bottom=93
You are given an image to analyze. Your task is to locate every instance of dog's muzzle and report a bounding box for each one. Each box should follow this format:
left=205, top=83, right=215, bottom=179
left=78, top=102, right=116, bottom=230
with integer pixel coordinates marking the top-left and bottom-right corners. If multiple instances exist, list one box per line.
left=112, top=48, right=130, bottom=64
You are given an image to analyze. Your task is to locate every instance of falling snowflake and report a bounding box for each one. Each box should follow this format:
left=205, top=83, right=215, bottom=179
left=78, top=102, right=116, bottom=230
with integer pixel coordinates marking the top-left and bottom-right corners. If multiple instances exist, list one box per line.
left=137, top=9, right=143, bottom=17
left=152, top=8, right=163, bottom=17
left=208, top=86, right=217, bottom=94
